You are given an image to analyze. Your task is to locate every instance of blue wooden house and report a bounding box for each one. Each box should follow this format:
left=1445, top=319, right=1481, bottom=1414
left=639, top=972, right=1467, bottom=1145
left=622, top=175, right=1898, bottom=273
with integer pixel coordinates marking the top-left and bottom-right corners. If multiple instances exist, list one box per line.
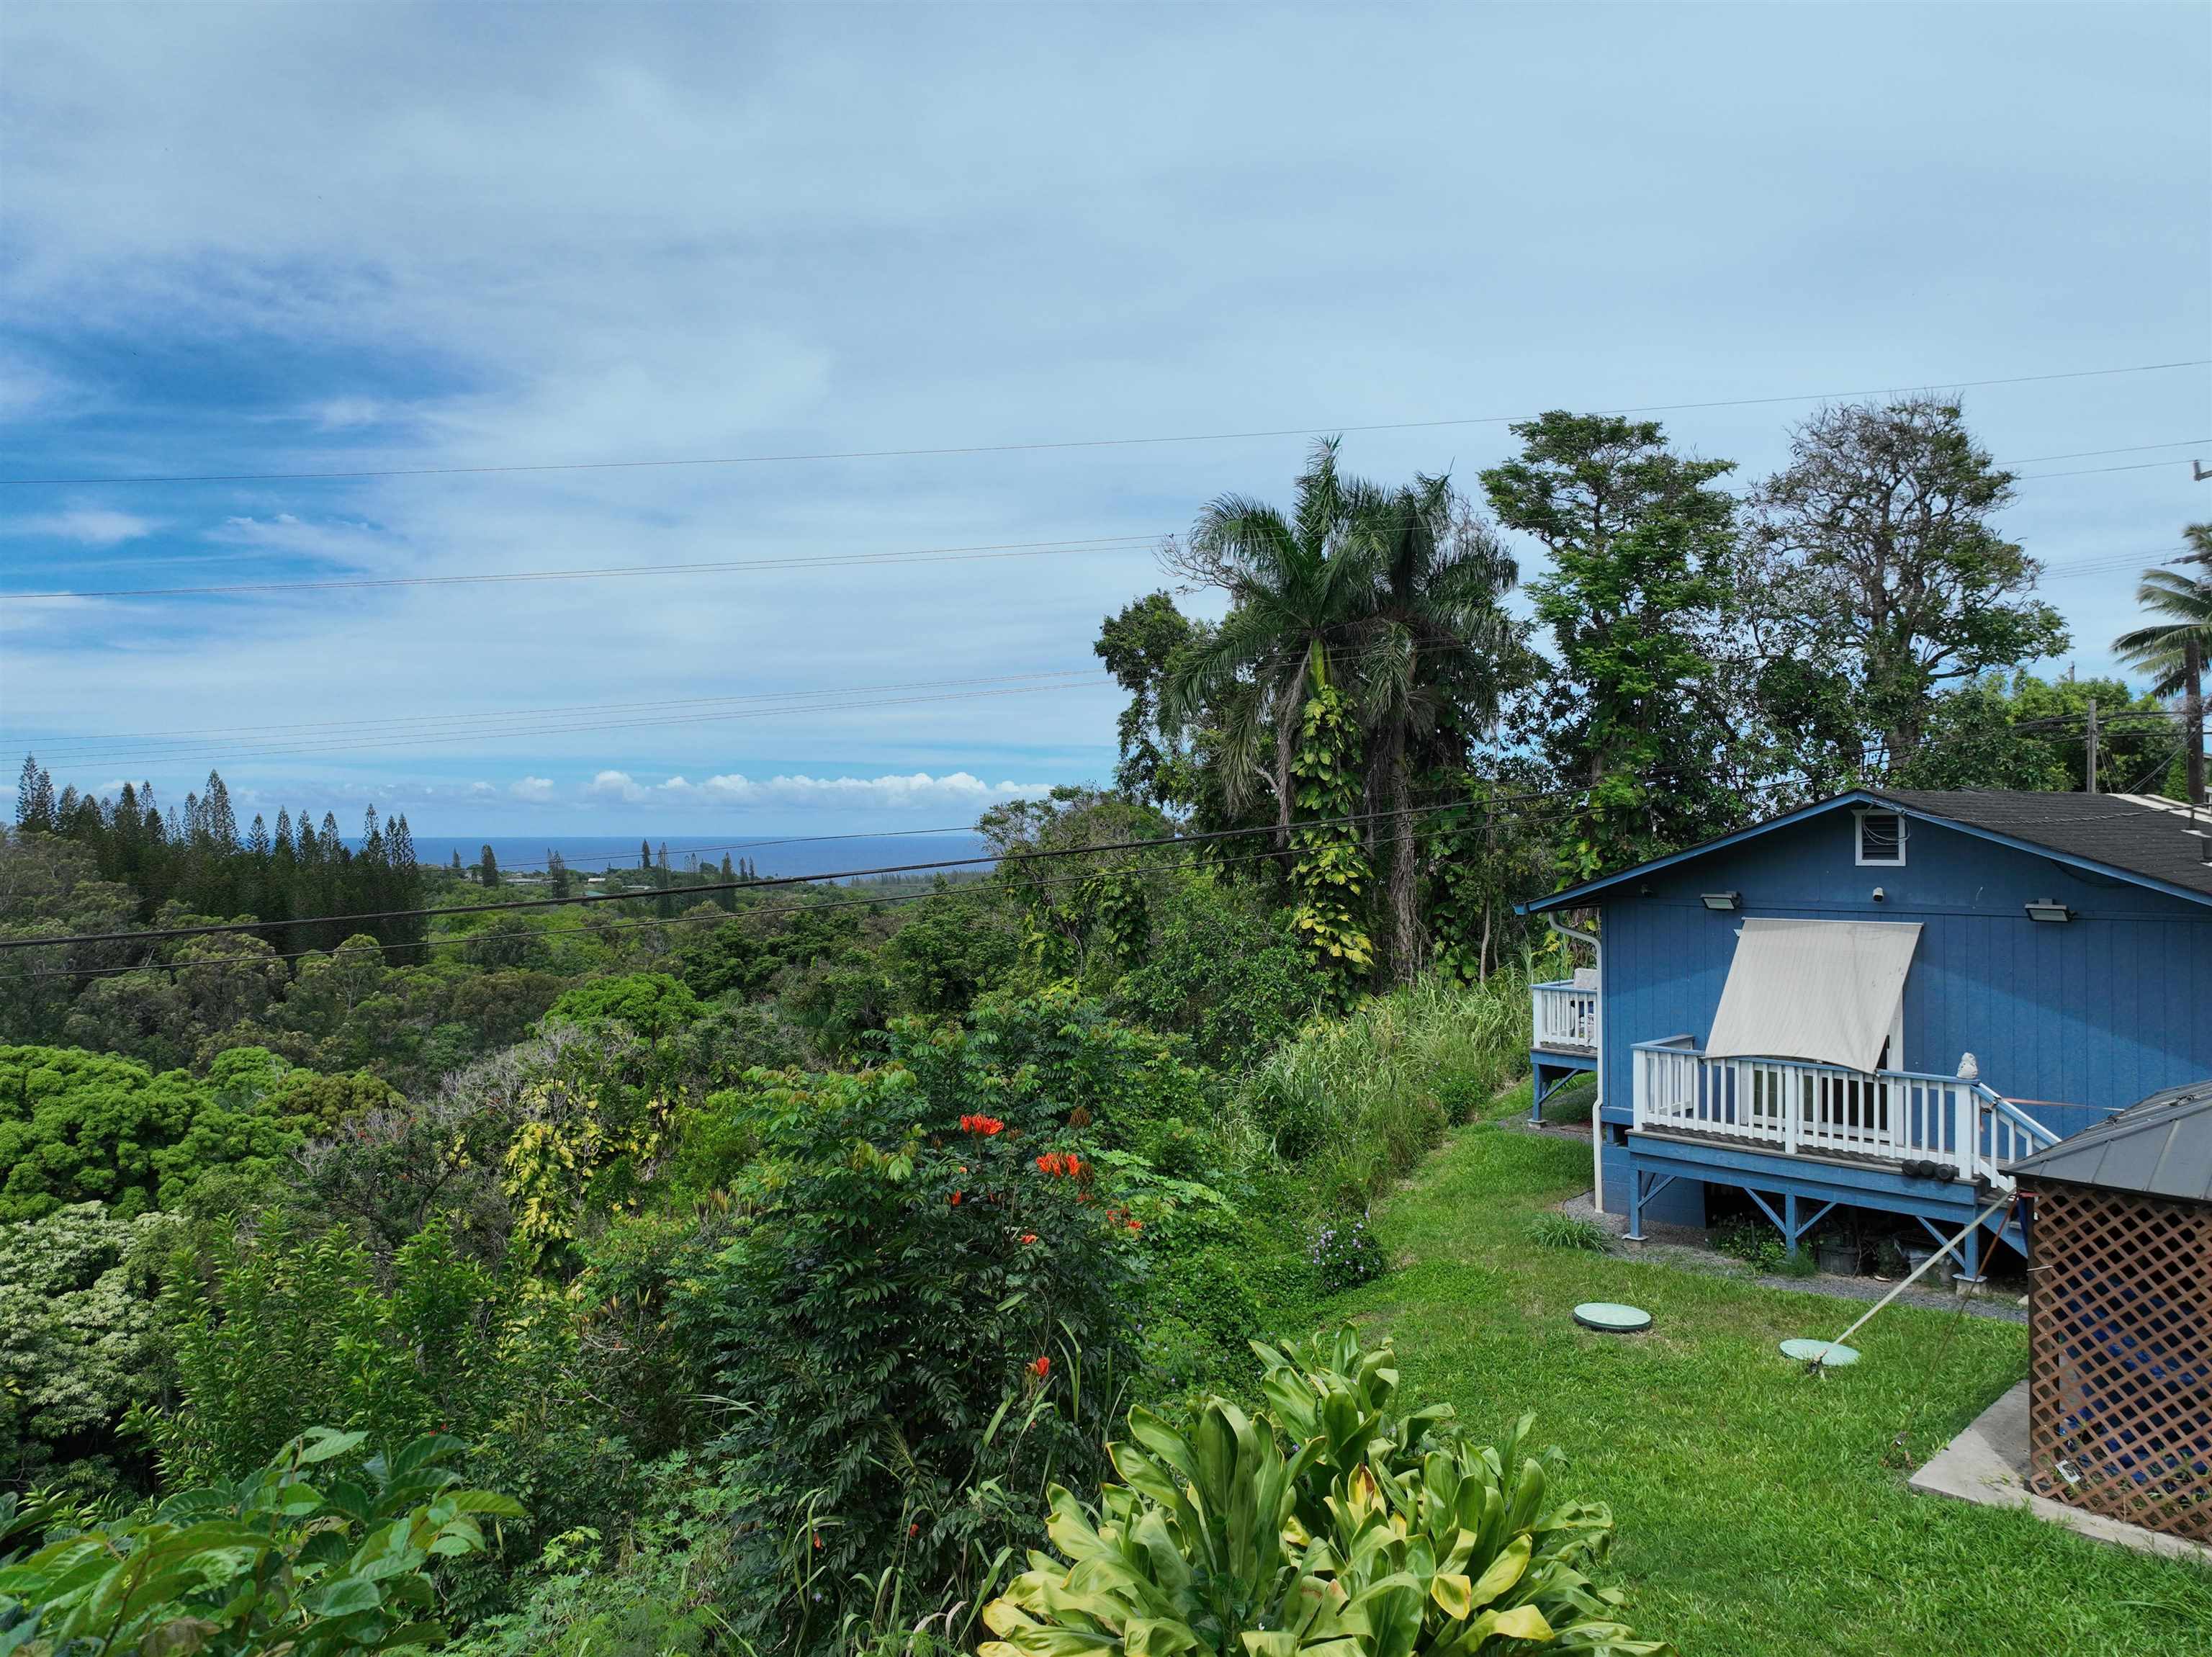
left=1518, top=789, right=2212, bottom=1280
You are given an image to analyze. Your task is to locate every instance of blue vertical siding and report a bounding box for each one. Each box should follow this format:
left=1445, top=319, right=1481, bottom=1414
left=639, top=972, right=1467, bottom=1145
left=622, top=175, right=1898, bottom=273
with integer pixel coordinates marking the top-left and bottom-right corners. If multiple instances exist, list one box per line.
left=1590, top=805, right=2212, bottom=1219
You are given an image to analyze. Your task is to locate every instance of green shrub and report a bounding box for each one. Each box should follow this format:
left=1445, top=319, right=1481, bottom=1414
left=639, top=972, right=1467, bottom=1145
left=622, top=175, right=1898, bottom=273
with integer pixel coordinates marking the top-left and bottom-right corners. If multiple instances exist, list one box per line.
left=541, top=971, right=701, bottom=1038
left=0, top=1202, right=176, bottom=1496
left=0, top=1044, right=335, bottom=1223
left=1527, top=1212, right=1611, bottom=1252
left=0, top=1427, right=521, bottom=1657
left=1107, top=878, right=1326, bottom=1070
left=146, top=1215, right=639, bottom=1619
left=672, top=1059, right=1143, bottom=1651
left=1308, top=1205, right=1386, bottom=1290
left=1707, top=1221, right=1796, bottom=1274
left=980, top=1325, right=1661, bottom=1657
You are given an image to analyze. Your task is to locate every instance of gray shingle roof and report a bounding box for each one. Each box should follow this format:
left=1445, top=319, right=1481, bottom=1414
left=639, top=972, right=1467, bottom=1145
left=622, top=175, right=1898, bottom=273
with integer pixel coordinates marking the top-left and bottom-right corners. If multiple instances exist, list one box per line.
left=2007, top=1081, right=2212, bottom=1202
left=1871, top=789, right=2212, bottom=902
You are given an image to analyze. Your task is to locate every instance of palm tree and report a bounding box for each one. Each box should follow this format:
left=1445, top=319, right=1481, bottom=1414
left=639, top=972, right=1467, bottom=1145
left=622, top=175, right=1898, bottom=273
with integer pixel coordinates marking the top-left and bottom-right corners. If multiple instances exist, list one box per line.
left=2112, top=522, right=2212, bottom=804
left=1161, top=439, right=1377, bottom=839
left=1352, top=475, right=1522, bottom=983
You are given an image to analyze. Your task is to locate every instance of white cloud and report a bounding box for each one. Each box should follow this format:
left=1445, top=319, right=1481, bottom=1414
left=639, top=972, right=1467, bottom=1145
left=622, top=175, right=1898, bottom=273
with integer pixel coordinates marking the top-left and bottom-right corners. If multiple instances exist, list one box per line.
left=583, top=769, right=1052, bottom=811
left=11, top=508, right=156, bottom=547
left=205, top=513, right=400, bottom=568
left=588, top=769, right=647, bottom=803
left=509, top=775, right=556, bottom=801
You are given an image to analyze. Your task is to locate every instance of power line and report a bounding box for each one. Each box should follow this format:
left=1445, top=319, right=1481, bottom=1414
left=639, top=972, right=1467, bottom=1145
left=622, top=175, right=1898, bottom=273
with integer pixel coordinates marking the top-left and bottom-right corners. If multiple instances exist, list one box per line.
left=2005, top=439, right=2212, bottom=464
left=12, top=667, right=1108, bottom=758
left=4, top=788, right=1599, bottom=980
left=2010, top=459, right=2211, bottom=482
left=10, top=675, right=1117, bottom=771
left=12, top=436, right=2200, bottom=606
left=0, top=789, right=1579, bottom=954
left=3, top=359, right=2203, bottom=489
left=1, top=533, right=1166, bottom=603
left=1, top=842, right=1268, bottom=984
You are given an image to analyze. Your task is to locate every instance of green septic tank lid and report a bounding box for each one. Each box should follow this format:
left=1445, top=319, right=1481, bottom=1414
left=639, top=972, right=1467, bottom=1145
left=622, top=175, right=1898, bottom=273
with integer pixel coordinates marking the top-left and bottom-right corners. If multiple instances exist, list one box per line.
left=1573, top=1302, right=1652, bottom=1333
left=1779, top=1338, right=1860, bottom=1366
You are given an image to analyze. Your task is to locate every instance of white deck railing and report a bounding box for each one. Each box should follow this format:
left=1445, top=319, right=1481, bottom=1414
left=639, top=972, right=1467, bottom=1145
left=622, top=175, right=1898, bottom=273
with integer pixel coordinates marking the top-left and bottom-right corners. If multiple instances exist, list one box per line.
left=1532, top=979, right=1599, bottom=1051
left=1630, top=1038, right=2059, bottom=1189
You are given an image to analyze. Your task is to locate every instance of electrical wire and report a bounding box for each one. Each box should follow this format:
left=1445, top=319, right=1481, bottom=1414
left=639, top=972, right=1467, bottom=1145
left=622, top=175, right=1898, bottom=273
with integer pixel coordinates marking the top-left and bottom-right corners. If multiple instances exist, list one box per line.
left=16, top=668, right=1107, bottom=755
left=3, top=788, right=1598, bottom=980
left=3, top=359, right=2203, bottom=489
left=9, top=676, right=1118, bottom=772
left=0, top=787, right=1583, bottom=954
left=2, top=533, right=1166, bottom=603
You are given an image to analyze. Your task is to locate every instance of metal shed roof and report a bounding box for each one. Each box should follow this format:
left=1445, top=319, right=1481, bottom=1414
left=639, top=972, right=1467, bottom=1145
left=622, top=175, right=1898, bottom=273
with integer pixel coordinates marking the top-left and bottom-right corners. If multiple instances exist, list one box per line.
left=2006, top=1081, right=2212, bottom=1203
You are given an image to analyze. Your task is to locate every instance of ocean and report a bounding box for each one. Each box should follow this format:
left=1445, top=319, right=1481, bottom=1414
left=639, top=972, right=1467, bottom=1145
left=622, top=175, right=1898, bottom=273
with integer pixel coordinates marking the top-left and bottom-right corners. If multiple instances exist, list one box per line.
left=405, top=832, right=991, bottom=883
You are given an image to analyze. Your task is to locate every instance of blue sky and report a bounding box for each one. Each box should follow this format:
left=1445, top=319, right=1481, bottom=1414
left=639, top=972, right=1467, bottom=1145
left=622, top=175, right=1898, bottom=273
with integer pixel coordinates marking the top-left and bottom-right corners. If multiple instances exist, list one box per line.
left=1, top=3, right=2207, bottom=835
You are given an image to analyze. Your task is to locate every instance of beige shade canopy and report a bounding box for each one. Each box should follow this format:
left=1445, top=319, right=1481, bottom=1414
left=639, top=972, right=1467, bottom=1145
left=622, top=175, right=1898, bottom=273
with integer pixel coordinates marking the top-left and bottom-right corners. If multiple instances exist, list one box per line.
left=1704, top=918, right=1922, bottom=1072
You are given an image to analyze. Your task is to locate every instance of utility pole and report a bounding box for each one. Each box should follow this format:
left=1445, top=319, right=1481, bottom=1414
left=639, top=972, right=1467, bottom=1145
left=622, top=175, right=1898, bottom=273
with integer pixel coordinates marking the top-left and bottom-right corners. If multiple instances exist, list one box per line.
left=2085, top=699, right=2099, bottom=794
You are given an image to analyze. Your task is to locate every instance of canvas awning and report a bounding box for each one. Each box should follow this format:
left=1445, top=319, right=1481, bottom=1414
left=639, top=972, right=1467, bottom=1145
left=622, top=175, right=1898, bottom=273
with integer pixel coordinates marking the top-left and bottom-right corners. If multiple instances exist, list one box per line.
left=1704, top=918, right=1921, bottom=1072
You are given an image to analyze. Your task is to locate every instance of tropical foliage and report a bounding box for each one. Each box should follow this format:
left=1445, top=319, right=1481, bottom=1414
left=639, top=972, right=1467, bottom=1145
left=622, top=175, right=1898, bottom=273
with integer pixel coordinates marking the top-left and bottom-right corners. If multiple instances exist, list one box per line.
left=980, top=1326, right=1662, bottom=1657
left=0, top=1427, right=521, bottom=1657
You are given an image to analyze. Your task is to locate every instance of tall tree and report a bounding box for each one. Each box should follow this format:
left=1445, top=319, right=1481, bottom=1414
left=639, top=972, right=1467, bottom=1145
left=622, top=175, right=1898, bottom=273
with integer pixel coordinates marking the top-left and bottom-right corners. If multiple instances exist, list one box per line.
left=1350, top=477, right=1525, bottom=982
left=1162, top=438, right=1378, bottom=839
left=1094, top=592, right=1200, bottom=812
left=1748, top=396, right=2067, bottom=770
left=15, top=757, right=54, bottom=832
left=1481, top=412, right=1743, bottom=878
left=2113, top=522, right=2212, bottom=804
left=478, top=844, right=501, bottom=886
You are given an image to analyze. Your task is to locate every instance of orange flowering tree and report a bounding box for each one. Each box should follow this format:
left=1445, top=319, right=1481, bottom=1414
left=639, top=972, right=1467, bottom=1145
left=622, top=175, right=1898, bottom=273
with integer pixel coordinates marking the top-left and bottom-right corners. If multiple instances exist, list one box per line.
left=675, top=1034, right=1147, bottom=1651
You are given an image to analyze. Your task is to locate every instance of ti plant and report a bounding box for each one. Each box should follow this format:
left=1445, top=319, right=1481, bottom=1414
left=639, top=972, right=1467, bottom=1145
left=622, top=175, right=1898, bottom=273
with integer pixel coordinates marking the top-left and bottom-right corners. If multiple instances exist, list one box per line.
left=0, top=1427, right=521, bottom=1656
left=980, top=1326, right=1665, bottom=1657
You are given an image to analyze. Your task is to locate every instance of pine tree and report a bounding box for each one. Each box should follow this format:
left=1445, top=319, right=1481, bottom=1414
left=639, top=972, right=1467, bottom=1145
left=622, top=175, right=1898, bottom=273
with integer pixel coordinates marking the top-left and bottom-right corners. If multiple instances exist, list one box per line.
left=203, top=771, right=238, bottom=848
left=275, top=809, right=295, bottom=856
left=639, top=839, right=652, bottom=871
left=15, top=755, right=54, bottom=831
left=451, top=848, right=464, bottom=875
left=480, top=844, right=502, bottom=886
left=657, top=841, right=671, bottom=871
left=247, top=814, right=271, bottom=857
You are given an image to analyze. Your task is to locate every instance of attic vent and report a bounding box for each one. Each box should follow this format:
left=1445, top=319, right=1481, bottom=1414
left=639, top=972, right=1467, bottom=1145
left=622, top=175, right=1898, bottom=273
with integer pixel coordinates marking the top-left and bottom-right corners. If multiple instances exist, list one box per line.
left=1856, top=810, right=1905, bottom=867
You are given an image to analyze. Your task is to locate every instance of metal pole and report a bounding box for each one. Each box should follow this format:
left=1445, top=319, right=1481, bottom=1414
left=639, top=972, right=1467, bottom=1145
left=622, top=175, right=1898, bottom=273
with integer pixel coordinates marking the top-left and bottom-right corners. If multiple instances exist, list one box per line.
left=1547, top=915, right=1605, bottom=1213
left=1805, top=1193, right=2013, bottom=1368
left=2085, top=699, right=2098, bottom=794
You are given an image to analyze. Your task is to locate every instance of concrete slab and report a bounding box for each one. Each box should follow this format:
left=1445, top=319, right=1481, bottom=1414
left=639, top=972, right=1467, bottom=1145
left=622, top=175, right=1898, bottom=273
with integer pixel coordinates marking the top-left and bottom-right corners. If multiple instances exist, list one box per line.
left=1909, top=1380, right=2212, bottom=1566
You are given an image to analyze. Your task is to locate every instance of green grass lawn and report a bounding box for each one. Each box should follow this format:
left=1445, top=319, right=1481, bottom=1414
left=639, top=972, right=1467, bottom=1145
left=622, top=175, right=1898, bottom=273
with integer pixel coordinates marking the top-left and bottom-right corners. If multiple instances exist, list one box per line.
left=1301, top=1116, right=2212, bottom=1656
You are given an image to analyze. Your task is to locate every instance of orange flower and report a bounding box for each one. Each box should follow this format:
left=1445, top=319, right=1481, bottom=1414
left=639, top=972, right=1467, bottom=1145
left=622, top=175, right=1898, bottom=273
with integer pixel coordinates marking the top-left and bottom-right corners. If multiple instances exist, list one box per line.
left=960, top=1114, right=1006, bottom=1136
left=812, top=1533, right=823, bottom=1550
left=1020, top=1232, right=1038, bottom=1244
left=948, top=1190, right=963, bottom=1205
left=1029, top=1355, right=1051, bottom=1380
left=1125, top=1218, right=1143, bottom=1234
left=908, top=1521, right=920, bottom=1537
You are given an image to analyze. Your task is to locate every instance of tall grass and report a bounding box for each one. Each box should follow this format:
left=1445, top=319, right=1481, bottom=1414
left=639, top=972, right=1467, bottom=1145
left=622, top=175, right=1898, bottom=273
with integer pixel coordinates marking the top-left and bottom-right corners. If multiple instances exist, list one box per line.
left=1238, top=967, right=1532, bottom=1203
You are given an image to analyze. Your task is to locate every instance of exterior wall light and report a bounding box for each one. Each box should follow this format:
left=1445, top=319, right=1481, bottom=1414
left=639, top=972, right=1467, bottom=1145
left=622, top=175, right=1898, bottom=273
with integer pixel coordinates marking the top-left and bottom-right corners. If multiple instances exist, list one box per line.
left=1700, top=892, right=1742, bottom=912
left=2024, top=899, right=2074, bottom=924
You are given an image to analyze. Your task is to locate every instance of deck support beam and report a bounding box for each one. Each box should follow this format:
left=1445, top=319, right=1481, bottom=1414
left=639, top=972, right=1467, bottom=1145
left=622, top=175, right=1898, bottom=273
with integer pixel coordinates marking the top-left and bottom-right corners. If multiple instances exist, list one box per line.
left=1626, top=1169, right=1680, bottom=1242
